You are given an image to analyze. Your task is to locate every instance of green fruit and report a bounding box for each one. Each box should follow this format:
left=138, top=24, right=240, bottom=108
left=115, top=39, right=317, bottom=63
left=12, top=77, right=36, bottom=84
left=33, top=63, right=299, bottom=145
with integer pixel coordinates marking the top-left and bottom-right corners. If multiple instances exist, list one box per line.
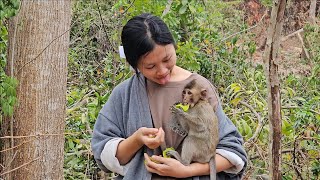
left=175, top=103, right=190, bottom=112
left=162, top=147, right=175, bottom=158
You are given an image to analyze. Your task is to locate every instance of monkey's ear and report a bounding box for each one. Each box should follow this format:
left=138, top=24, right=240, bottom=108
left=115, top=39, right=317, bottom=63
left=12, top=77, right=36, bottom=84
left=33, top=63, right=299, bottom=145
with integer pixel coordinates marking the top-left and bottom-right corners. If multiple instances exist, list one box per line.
left=200, top=89, right=207, bottom=98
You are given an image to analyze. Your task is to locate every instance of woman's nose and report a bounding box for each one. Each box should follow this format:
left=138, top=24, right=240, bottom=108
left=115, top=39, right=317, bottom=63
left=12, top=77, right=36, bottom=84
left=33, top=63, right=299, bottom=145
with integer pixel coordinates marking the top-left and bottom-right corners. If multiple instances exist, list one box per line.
left=157, top=65, right=167, bottom=76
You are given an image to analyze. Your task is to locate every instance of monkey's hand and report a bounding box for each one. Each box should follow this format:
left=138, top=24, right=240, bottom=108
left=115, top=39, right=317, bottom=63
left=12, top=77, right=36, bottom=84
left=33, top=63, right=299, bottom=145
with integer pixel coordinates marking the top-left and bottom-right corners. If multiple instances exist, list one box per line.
left=164, top=149, right=183, bottom=163
left=170, top=105, right=187, bottom=116
left=162, top=147, right=175, bottom=158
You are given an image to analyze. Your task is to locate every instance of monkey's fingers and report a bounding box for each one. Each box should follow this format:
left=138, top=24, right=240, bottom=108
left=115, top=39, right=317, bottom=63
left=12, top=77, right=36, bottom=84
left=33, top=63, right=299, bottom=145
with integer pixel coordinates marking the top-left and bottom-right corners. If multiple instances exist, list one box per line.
left=165, top=150, right=182, bottom=162
left=162, top=147, right=175, bottom=158
left=170, top=105, right=180, bottom=113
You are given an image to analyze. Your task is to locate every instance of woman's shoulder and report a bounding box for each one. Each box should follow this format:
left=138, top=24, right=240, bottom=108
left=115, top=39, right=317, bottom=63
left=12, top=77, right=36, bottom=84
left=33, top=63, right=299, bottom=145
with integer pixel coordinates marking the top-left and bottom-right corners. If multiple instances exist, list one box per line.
left=190, top=73, right=219, bottom=109
left=191, top=73, right=215, bottom=88
left=113, top=77, right=131, bottom=89
left=112, top=74, right=144, bottom=93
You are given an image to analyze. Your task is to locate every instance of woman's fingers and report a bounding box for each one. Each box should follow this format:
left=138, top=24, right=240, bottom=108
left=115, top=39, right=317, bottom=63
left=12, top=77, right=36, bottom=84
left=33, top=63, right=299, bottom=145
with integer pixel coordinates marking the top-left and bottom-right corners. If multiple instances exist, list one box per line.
left=144, top=153, right=188, bottom=178
left=144, top=153, right=167, bottom=174
left=140, top=127, right=159, bottom=136
left=141, top=127, right=165, bottom=149
left=159, top=127, right=165, bottom=143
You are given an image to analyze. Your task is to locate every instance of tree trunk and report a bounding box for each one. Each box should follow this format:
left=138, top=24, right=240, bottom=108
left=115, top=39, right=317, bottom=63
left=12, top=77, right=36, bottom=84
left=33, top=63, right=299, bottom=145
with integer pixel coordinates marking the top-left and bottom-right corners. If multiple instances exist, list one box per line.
left=0, top=1, right=71, bottom=179
left=262, top=0, right=287, bottom=179
left=309, top=0, right=317, bottom=25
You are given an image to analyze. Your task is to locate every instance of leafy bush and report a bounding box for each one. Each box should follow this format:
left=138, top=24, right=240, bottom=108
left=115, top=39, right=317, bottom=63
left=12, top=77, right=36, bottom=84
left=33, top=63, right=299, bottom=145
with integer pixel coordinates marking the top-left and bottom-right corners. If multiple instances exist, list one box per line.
left=0, top=0, right=20, bottom=123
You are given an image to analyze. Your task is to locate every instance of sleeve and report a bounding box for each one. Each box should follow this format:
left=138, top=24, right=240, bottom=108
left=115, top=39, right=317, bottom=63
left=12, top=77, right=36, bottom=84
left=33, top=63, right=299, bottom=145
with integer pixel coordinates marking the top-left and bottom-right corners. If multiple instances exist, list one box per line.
left=91, top=87, right=126, bottom=173
left=216, top=149, right=245, bottom=174
left=100, top=138, right=131, bottom=176
left=215, top=102, right=248, bottom=177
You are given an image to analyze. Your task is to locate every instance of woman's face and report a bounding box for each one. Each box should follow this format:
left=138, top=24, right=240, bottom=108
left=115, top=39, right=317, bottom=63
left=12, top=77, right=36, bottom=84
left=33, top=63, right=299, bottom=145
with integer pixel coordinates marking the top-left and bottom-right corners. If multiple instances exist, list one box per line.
left=137, top=44, right=176, bottom=85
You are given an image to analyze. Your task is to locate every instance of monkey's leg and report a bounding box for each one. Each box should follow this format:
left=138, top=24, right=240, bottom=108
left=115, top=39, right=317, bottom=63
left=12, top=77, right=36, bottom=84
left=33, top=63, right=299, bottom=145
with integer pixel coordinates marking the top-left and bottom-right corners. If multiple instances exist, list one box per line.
left=180, top=138, right=195, bottom=166
left=165, top=150, right=183, bottom=162
left=209, top=157, right=216, bottom=180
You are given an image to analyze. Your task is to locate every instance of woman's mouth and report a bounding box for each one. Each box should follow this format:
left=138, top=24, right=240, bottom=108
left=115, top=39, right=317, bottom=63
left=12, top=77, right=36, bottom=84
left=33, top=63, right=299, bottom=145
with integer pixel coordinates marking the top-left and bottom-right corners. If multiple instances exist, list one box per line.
left=157, top=73, right=170, bottom=84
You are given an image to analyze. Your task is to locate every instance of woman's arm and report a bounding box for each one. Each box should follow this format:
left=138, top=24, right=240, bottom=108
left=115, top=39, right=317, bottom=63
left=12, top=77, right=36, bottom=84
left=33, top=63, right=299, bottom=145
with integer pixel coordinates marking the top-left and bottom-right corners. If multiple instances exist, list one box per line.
left=177, top=154, right=234, bottom=177
left=116, top=127, right=164, bottom=164
left=144, top=153, right=233, bottom=178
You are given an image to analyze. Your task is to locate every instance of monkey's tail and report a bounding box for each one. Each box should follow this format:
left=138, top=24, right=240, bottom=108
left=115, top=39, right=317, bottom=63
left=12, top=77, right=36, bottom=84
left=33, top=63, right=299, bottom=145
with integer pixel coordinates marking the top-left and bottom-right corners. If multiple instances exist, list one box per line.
left=210, top=157, right=216, bottom=180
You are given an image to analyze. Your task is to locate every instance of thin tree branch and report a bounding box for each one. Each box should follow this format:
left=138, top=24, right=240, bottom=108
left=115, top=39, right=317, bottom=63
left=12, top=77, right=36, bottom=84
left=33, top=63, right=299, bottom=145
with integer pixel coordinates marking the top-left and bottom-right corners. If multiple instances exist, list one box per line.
left=250, top=148, right=294, bottom=160
left=14, top=16, right=79, bottom=76
left=221, top=11, right=267, bottom=42
left=241, top=101, right=265, bottom=147
left=0, top=157, right=40, bottom=176
left=0, top=139, right=33, bottom=153
left=95, top=0, right=115, bottom=53
left=162, top=0, right=173, bottom=17
left=120, top=0, right=136, bottom=15
left=297, top=32, right=310, bottom=59
left=9, top=0, right=23, bottom=151
left=282, top=106, right=320, bottom=115
left=281, top=28, right=304, bottom=42
left=0, top=132, right=90, bottom=139
left=309, top=0, right=317, bottom=25
left=15, top=28, right=71, bottom=76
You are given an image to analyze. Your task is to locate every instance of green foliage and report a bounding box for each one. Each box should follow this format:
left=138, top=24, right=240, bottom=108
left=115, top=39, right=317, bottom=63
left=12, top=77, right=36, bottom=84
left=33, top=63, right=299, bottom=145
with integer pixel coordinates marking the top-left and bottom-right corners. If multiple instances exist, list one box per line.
left=260, top=0, right=273, bottom=7
left=0, top=0, right=20, bottom=123
left=0, top=76, right=18, bottom=120
left=304, top=23, right=320, bottom=63
left=176, top=40, right=200, bottom=71
left=0, top=0, right=20, bottom=19
left=64, top=87, right=108, bottom=179
left=65, top=0, right=133, bottom=178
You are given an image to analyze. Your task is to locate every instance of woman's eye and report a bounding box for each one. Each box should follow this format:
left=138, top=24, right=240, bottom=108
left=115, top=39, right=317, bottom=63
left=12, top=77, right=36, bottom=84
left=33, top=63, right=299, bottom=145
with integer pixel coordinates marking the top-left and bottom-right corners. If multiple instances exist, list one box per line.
left=146, top=66, right=154, bottom=69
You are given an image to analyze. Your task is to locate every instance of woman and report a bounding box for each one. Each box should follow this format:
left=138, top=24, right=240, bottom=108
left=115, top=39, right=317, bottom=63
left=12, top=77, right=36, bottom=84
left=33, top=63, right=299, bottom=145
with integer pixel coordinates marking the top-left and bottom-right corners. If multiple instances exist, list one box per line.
left=91, top=13, right=247, bottom=180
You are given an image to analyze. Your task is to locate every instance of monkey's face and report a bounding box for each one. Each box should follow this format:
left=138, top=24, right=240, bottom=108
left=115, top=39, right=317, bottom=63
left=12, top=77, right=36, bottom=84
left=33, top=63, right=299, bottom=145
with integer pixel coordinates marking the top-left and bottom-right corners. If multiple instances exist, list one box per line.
left=182, top=88, right=201, bottom=108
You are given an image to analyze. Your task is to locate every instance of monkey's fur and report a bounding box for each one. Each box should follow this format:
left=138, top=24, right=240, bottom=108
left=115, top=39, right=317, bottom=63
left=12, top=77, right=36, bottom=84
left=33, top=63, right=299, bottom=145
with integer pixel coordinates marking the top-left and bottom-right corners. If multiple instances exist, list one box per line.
left=167, top=79, right=219, bottom=180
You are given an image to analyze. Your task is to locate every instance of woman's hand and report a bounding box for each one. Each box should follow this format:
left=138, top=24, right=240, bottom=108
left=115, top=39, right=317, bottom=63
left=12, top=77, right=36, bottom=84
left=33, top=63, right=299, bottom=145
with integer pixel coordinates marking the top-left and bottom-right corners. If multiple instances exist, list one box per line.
left=136, top=127, right=165, bottom=149
left=144, top=153, right=190, bottom=178
left=116, top=127, right=164, bottom=165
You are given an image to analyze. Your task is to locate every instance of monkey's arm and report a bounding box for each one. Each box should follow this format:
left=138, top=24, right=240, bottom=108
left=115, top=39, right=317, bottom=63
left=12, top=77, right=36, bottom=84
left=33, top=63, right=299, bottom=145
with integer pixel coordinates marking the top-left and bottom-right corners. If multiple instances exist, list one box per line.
left=164, top=149, right=183, bottom=162
left=170, top=105, right=198, bottom=120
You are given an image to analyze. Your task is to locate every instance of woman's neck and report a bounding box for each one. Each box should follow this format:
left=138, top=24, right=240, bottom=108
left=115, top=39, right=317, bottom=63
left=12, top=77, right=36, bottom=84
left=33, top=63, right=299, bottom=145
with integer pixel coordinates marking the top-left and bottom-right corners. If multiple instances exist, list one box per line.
left=169, top=66, right=192, bottom=82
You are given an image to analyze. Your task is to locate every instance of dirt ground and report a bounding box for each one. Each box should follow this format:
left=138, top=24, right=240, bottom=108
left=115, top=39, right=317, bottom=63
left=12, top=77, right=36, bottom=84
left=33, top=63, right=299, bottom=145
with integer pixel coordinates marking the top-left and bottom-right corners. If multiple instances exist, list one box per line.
left=243, top=0, right=316, bottom=77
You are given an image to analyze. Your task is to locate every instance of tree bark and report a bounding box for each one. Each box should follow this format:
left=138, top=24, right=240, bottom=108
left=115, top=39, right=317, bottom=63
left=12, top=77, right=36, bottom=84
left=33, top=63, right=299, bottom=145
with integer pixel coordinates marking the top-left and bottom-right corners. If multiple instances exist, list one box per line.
left=309, top=0, right=317, bottom=25
left=0, top=1, right=71, bottom=179
left=262, top=0, right=287, bottom=179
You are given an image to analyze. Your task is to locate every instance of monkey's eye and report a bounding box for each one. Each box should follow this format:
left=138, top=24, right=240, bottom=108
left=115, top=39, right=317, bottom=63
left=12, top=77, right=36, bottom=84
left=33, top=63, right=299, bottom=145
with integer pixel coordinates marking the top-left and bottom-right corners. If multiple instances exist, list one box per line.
left=187, top=91, right=192, bottom=95
left=182, top=90, right=186, bottom=94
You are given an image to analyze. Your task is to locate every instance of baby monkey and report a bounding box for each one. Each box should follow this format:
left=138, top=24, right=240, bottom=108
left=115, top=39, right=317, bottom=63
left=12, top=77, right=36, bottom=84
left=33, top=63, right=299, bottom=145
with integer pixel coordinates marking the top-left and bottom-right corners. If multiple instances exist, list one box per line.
left=167, top=79, right=219, bottom=180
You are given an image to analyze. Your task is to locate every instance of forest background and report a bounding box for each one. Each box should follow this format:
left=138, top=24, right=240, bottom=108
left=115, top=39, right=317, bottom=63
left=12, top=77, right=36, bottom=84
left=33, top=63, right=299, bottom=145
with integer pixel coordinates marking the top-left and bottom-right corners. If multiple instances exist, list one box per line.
left=0, top=0, right=319, bottom=179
